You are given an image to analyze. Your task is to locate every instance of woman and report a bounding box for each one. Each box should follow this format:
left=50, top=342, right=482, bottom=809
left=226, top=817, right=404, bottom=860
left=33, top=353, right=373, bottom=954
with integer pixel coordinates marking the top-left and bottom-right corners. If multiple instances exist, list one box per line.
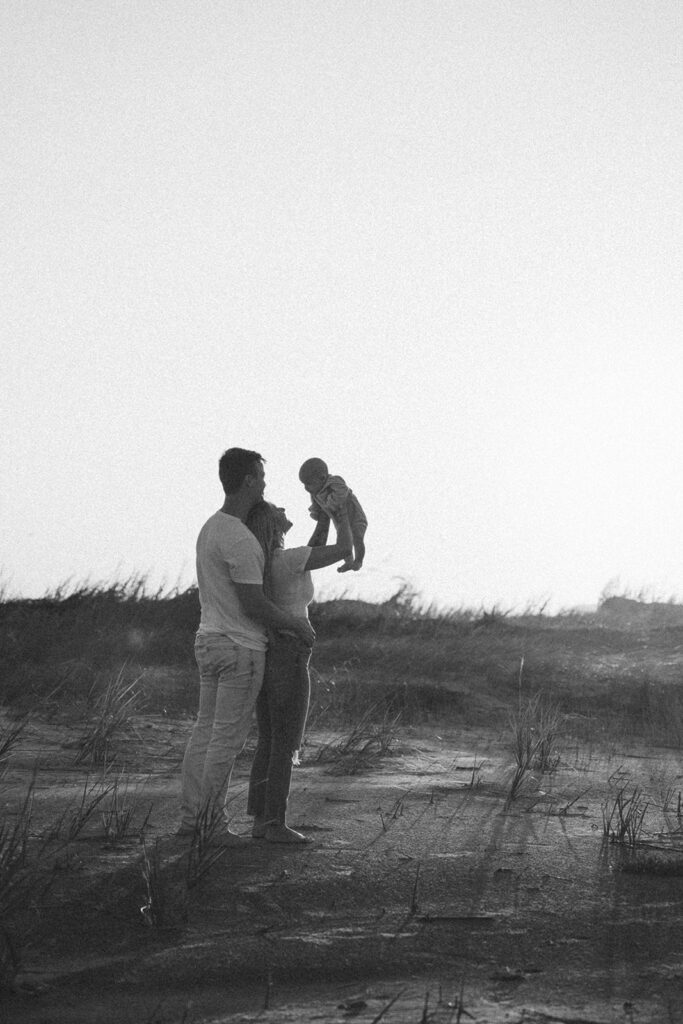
left=244, top=499, right=353, bottom=843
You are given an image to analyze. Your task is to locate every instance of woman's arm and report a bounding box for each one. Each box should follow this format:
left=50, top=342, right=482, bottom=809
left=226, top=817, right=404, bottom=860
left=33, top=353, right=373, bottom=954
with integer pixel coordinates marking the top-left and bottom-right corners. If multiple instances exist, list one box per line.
left=307, top=511, right=331, bottom=548
left=304, top=511, right=353, bottom=571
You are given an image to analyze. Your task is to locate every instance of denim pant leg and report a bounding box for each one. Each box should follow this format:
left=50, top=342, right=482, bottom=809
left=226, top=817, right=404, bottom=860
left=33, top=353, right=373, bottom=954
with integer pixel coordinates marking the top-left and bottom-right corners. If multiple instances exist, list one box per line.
left=202, top=643, right=265, bottom=815
left=246, top=684, right=272, bottom=820
left=261, top=636, right=312, bottom=825
left=180, top=637, right=264, bottom=824
left=180, top=636, right=230, bottom=824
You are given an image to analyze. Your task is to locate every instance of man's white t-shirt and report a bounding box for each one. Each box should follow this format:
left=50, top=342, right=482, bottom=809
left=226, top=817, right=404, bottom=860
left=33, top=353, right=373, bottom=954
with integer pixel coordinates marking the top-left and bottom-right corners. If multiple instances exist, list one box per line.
left=195, top=511, right=267, bottom=651
left=270, top=547, right=314, bottom=618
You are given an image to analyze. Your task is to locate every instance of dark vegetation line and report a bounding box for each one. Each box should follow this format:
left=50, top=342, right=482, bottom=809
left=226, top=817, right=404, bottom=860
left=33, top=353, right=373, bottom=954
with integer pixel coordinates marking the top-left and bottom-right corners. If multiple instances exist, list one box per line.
left=1, top=579, right=683, bottom=742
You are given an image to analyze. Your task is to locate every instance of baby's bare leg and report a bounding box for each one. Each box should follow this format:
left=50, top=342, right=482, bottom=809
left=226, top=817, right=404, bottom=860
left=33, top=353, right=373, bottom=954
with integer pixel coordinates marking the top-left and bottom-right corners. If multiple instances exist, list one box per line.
left=353, top=533, right=366, bottom=569
left=337, top=522, right=366, bottom=572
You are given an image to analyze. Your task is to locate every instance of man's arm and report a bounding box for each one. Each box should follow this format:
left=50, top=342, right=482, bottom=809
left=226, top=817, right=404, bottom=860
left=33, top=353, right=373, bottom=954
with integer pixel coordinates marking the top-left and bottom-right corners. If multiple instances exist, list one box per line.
left=234, top=583, right=316, bottom=645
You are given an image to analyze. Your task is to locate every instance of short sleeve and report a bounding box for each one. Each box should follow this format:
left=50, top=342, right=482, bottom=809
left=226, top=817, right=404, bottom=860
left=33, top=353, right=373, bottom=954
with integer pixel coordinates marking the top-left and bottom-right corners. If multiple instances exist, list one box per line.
left=227, top=536, right=265, bottom=583
left=326, top=476, right=350, bottom=501
left=317, top=476, right=349, bottom=516
left=279, top=546, right=311, bottom=576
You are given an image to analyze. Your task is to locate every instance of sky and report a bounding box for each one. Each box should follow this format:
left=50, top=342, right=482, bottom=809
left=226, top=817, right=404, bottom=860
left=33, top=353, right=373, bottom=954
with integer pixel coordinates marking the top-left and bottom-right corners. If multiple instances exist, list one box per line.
left=2, top=1, right=682, bottom=613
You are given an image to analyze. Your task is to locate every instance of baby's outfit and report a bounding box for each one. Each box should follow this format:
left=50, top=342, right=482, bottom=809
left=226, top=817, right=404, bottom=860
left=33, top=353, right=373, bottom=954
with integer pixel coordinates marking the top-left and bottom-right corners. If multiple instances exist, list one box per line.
left=309, top=474, right=368, bottom=533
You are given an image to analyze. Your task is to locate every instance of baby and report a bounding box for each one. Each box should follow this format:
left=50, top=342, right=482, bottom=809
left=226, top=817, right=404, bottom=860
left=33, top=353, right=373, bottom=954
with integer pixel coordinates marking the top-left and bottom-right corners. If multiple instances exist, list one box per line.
left=299, top=458, right=367, bottom=572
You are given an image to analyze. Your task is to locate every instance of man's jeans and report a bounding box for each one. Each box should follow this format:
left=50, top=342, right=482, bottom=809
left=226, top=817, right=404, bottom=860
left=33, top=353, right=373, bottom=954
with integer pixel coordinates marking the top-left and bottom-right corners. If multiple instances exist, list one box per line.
left=180, top=635, right=265, bottom=827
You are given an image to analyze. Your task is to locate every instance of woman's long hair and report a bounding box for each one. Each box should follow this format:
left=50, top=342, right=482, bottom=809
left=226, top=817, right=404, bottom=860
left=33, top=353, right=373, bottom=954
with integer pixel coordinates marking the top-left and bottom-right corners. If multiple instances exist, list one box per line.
left=245, top=500, right=280, bottom=600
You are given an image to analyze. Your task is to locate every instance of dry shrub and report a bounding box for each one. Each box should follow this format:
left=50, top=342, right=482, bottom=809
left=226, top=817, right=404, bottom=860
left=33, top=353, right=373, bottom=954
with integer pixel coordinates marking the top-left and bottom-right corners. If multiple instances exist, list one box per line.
left=75, top=666, right=143, bottom=765
left=315, top=701, right=402, bottom=775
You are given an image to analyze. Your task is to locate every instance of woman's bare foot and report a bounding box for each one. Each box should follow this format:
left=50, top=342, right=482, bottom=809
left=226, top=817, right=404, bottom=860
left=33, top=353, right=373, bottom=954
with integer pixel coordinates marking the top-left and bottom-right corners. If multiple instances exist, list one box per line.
left=265, top=824, right=311, bottom=844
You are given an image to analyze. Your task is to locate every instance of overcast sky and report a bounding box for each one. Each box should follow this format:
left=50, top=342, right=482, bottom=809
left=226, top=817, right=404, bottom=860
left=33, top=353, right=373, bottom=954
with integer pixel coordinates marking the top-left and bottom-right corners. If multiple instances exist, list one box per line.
left=2, top=1, right=682, bottom=611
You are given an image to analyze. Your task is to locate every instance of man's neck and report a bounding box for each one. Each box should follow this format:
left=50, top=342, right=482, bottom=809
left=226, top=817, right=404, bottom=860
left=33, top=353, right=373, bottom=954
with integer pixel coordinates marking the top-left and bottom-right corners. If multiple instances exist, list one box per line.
left=220, top=494, right=253, bottom=522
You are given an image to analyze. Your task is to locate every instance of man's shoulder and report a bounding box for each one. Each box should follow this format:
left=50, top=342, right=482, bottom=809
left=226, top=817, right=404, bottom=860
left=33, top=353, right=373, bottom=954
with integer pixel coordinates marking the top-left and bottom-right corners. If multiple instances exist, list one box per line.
left=200, top=511, right=245, bottom=534
left=199, top=512, right=259, bottom=548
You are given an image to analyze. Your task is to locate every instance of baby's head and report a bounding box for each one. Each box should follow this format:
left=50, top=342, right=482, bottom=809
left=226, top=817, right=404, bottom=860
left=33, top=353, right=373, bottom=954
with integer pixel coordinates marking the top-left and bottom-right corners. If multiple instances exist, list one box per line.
left=299, top=457, right=328, bottom=495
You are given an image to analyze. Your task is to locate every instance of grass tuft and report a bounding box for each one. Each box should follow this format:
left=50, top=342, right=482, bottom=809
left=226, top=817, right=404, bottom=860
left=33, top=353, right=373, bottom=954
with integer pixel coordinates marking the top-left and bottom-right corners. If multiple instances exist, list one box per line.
left=315, top=701, right=402, bottom=775
left=506, top=692, right=562, bottom=802
left=100, top=770, right=153, bottom=843
left=602, top=785, right=649, bottom=848
left=0, top=773, right=55, bottom=991
left=185, top=795, right=229, bottom=889
left=0, top=777, right=35, bottom=919
left=43, top=770, right=117, bottom=844
left=140, top=839, right=166, bottom=927
left=0, top=714, right=29, bottom=775
left=75, top=666, right=144, bottom=765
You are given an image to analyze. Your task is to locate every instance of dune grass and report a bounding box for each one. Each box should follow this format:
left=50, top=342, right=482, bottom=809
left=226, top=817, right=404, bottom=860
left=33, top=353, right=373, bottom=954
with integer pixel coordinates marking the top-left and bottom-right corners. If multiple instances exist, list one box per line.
left=0, top=773, right=57, bottom=991
left=3, top=580, right=683, bottom=994
left=0, top=577, right=197, bottom=708
left=602, top=786, right=649, bottom=848
left=506, top=690, right=563, bottom=802
left=314, top=699, right=403, bottom=774
left=1, top=579, right=683, bottom=747
left=74, top=667, right=144, bottom=765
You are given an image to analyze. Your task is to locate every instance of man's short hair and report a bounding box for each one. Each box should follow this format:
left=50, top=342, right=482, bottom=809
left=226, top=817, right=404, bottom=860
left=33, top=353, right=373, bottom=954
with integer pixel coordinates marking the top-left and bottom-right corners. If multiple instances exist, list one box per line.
left=218, top=448, right=264, bottom=495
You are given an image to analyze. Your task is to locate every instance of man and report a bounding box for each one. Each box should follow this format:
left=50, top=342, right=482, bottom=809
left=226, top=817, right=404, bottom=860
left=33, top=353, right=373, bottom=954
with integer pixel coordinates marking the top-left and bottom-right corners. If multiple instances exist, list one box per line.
left=179, top=447, right=315, bottom=842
